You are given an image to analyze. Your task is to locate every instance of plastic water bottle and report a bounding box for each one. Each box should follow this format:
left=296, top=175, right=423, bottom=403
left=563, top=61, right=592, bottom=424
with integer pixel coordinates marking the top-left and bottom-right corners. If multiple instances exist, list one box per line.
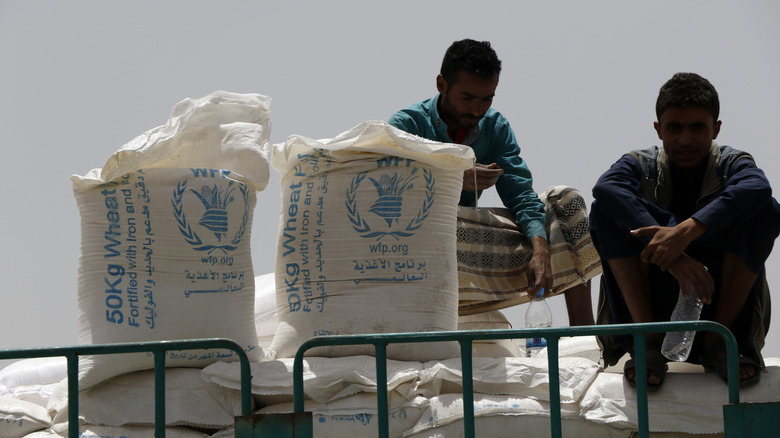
left=525, top=288, right=552, bottom=357
left=661, top=288, right=703, bottom=362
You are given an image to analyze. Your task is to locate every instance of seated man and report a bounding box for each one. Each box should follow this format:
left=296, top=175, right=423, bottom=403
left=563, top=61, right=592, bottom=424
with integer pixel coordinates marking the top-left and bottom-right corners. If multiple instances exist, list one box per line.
left=389, top=39, right=600, bottom=325
left=590, top=72, right=780, bottom=387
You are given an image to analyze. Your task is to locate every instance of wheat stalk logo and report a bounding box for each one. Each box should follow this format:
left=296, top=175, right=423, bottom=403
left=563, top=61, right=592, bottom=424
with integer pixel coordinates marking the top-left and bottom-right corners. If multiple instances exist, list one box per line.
left=191, top=182, right=236, bottom=241
left=173, top=179, right=250, bottom=254
left=368, top=169, right=418, bottom=227
left=346, top=168, right=435, bottom=241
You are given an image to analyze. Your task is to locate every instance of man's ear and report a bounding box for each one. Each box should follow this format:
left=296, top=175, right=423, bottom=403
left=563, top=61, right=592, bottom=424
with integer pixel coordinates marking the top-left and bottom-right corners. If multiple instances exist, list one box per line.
left=436, top=74, right=447, bottom=94
left=712, top=120, right=722, bottom=139
left=653, top=121, right=662, bottom=140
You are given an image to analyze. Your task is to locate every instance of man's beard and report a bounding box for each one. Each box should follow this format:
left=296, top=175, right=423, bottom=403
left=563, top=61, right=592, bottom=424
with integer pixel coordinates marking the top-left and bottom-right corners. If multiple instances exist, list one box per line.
left=441, top=96, right=480, bottom=130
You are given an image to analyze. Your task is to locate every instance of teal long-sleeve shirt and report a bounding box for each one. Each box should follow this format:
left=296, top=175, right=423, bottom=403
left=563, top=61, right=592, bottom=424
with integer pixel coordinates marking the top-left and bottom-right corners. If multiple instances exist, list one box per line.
left=388, top=95, right=547, bottom=239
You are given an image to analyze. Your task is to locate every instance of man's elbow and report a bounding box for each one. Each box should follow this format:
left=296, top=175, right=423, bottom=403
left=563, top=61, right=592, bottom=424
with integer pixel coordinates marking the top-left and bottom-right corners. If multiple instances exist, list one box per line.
left=591, top=183, right=614, bottom=202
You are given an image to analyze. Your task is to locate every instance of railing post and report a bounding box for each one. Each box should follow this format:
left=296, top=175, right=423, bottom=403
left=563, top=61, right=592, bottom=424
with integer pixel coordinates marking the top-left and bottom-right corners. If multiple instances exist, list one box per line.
left=546, top=336, right=562, bottom=438
left=66, top=353, right=79, bottom=438
left=460, top=339, right=475, bottom=438
left=633, top=334, right=650, bottom=438
left=154, top=347, right=167, bottom=438
left=293, top=349, right=306, bottom=414
left=375, top=343, right=390, bottom=438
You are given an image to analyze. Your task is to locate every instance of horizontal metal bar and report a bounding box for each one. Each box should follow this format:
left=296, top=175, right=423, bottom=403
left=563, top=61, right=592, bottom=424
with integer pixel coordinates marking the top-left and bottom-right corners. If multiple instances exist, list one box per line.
left=292, top=321, right=735, bottom=347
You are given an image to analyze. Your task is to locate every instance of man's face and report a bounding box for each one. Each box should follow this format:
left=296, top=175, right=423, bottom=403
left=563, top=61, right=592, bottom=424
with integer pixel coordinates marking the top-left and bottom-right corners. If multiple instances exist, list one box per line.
left=437, top=71, right=499, bottom=131
left=654, top=106, right=721, bottom=168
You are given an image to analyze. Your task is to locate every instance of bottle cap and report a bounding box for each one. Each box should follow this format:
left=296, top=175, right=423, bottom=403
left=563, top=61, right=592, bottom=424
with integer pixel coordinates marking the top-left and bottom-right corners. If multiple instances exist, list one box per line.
left=534, top=288, right=545, bottom=298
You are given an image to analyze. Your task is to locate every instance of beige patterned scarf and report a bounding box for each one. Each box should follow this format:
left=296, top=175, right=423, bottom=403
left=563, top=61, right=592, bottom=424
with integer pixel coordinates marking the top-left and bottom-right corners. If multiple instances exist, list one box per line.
left=457, top=185, right=602, bottom=315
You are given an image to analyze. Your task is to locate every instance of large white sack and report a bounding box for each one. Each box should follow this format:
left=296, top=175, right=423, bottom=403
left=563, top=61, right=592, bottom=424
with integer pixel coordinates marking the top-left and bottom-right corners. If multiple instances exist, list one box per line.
left=201, top=355, right=423, bottom=406
left=579, top=357, right=780, bottom=435
left=0, top=357, right=66, bottom=407
left=0, top=395, right=51, bottom=438
left=256, top=393, right=428, bottom=438
left=404, top=393, right=631, bottom=438
left=71, top=91, right=270, bottom=388
left=411, top=356, right=599, bottom=403
left=270, top=121, right=474, bottom=361
left=47, top=368, right=250, bottom=430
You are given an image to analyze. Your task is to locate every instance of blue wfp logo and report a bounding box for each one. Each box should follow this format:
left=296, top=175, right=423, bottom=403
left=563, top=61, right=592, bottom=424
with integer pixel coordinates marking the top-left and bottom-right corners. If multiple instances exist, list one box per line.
left=345, top=161, right=435, bottom=243
left=172, top=169, right=250, bottom=257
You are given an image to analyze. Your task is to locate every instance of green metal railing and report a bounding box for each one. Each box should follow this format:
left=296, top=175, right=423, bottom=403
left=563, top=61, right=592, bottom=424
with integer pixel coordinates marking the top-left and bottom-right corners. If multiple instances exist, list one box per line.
left=0, top=338, right=253, bottom=438
left=292, top=321, right=741, bottom=438
left=0, top=323, right=742, bottom=437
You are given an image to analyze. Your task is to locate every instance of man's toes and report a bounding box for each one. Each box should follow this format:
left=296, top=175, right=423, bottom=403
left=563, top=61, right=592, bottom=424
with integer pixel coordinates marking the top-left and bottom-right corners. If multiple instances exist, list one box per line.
left=647, top=371, right=663, bottom=386
left=739, top=365, right=757, bottom=382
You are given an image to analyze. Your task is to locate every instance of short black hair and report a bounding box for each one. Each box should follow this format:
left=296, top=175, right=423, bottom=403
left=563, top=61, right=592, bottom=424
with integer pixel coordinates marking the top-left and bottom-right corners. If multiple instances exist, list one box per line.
left=440, top=39, right=502, bottom=84
left=656, top=72, right=720, bottom=121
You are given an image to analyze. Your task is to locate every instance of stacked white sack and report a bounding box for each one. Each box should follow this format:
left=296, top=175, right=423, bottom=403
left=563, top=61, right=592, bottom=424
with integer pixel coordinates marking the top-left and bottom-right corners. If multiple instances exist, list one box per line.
left=71, top=91, right=270, bottom=389
left=0, top=395, right=51, bottom=438
left=46, top=368, right=250, bottom=433
left=0, top=358, right=65, bottom=437
left=270, top=121, right=475, bottom=361
left=199, top=337, right=607, bottom=437
left=0, top=357, right=66, bottom=407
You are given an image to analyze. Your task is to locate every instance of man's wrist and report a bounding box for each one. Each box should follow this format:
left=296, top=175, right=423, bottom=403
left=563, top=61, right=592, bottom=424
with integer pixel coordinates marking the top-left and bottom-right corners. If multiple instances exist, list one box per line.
left=530, top=235, right=550, bottom=255
left=679, top=218, right=707, bottom=241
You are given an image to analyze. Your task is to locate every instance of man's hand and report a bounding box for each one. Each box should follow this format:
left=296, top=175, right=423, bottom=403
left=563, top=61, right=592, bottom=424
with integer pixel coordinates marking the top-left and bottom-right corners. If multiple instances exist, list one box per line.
left=631, top=218, right=706, bottom=270
left=666, top=254, right=715, bottom=304
left=527, top=235, right=553, bottom=297
left=463, top=163, right=503, bottom=192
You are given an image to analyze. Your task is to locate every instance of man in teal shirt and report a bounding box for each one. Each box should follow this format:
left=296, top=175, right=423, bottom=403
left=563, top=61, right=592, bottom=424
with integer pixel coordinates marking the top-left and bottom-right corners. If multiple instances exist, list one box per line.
left=389, top=39, right=596, bottom=325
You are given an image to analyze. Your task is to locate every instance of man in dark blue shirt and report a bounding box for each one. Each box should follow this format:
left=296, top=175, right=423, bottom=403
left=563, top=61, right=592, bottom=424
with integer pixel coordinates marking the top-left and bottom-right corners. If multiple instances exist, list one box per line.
left=590, top=72, right=780, bottom=388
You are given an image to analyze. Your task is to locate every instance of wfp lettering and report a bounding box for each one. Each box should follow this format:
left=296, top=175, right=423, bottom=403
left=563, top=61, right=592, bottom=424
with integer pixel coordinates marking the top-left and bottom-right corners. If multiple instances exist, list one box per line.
left=368, top=243, right=409, bottom=255
left=190, top=168, right=232, bottom=178
left=376, top=156, right=414, bottom=168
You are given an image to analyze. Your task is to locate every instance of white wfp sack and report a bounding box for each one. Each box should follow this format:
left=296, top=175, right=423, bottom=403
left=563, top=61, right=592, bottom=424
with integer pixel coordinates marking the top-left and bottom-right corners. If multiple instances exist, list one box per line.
left=0, top=395, right=51, bottom=438
left=256, top=393, right=429, bottom=438
left=270, top=121, right=475, bottom=361
left=47, top=368, right=250, bottom=430
left=71, top=91, right=270, bottom=388
left=404, top=393, right=630, bottom=438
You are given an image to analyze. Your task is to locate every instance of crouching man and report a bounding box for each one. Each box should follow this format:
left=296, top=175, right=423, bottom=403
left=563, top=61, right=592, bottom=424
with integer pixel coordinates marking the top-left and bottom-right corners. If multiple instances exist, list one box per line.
left=590, top=72, right=780, bottom=388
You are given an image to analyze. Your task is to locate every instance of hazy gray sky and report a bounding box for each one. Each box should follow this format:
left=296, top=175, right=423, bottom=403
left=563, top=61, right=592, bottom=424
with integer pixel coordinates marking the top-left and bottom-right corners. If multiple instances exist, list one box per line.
left=2, top=1, right=779, bottom=362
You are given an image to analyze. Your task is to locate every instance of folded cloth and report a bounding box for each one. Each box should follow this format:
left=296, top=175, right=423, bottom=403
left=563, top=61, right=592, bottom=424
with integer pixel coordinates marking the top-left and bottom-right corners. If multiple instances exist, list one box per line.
left=457, top=185, right=602, bottom=315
